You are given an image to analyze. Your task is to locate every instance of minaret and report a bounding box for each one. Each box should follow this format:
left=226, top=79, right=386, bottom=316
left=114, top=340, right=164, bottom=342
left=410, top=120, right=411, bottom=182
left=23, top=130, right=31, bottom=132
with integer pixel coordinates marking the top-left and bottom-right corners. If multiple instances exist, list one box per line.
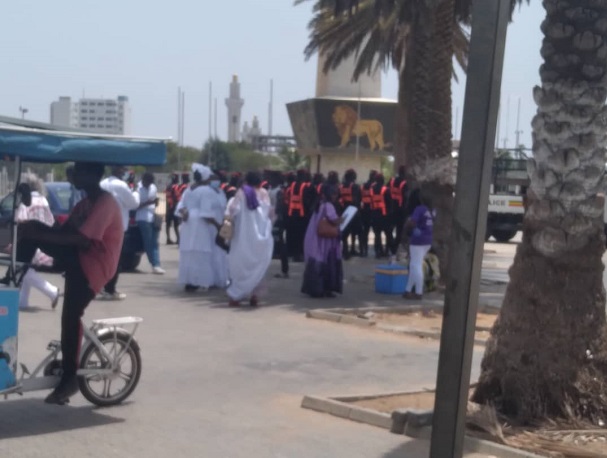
left=225, top=75, right=244, bottom=142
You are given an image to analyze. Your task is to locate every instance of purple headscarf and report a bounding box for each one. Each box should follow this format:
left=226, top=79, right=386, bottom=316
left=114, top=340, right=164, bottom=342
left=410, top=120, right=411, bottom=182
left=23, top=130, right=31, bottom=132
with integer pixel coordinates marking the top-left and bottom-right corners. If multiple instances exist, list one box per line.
left=242, top=185, right=259, bottom=210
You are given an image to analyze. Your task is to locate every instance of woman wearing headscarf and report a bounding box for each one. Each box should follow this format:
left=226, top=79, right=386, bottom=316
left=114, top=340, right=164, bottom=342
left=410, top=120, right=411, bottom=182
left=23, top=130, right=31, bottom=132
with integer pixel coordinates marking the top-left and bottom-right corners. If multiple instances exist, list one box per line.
left=301, top=184, right=343, bottom=298
left=176, top=164, right=228, bottom=292
left=225, top=171, right=274, bottom=307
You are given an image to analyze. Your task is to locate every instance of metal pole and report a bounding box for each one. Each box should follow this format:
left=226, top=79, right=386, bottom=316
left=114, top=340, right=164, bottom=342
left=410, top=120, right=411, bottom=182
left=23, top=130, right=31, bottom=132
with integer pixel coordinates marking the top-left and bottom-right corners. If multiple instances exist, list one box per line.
left=269, top=79, right=274, bottom=137
left=177, top=87, right=181, bottom=146
left=515, top=97, right=522, bottom=151
left=355, top=81, right=361, bottom=163
left=429, top=0, right=510, bottom=456
left=10, top=157, right=22, bottom=286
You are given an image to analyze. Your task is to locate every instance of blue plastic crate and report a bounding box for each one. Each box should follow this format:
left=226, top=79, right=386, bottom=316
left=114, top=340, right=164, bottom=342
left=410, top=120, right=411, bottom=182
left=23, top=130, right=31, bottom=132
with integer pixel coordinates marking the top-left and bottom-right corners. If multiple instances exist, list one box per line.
left=0, top=289, right=19, bottom=391
left=375, top=264, right=409, bottom=295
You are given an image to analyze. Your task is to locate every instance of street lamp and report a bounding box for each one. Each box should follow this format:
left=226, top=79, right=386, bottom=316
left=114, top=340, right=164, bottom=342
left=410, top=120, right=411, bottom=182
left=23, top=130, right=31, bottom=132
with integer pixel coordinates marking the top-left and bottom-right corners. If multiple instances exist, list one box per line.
left=19, top=106, right=28, bottom=119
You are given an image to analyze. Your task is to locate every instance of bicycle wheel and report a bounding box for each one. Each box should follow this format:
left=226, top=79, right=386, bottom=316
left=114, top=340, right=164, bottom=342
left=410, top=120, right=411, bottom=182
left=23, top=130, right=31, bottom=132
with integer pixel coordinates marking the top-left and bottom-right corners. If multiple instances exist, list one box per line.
left=78, top=331, right=142, bottom=407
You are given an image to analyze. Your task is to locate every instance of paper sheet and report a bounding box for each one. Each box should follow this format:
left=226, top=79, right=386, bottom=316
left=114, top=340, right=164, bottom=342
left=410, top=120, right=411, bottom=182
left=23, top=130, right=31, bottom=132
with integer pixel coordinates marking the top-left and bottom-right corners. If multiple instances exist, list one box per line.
left=340, top=206, right=358, bottom=232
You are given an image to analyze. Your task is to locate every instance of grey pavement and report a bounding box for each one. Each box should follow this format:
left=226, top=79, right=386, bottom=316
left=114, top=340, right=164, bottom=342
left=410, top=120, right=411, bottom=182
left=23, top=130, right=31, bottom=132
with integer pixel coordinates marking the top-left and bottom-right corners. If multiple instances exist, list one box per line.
left=0, top=238, right=522, bottom=457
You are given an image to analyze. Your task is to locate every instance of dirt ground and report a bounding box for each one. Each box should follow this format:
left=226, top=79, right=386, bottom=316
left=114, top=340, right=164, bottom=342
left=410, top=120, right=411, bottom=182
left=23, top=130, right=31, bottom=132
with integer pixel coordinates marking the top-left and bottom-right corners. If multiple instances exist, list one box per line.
left=350, top=310, right=497, bottom=341
left=350, top=389, right=476, bottom=414
left=351, top=391, right=607, bottom=457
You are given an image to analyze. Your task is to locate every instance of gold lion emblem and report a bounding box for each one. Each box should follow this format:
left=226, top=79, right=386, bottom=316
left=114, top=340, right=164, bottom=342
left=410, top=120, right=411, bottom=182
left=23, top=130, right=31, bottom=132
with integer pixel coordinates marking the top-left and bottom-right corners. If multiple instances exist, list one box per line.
left=332, top=105, right=386, bottom=151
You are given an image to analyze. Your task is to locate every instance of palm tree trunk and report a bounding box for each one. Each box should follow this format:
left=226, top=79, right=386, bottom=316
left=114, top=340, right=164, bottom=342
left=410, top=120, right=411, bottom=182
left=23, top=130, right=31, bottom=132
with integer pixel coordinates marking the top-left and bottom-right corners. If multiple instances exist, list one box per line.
left=426, top=0, right=456, bottom=282
left=473, top=0, right=607, bottom=423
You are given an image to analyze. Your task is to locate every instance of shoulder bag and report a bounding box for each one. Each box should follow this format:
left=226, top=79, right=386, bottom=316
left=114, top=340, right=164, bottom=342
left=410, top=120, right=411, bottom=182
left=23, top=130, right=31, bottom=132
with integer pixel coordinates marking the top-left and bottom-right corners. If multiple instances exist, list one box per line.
left=317, top=205, right=339, bottom=238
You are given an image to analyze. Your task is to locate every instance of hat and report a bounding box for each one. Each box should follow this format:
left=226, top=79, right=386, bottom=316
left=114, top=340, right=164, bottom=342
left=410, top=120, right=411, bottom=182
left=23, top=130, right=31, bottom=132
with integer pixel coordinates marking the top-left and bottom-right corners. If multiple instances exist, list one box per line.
left=192, top=163, right=212, bottom=181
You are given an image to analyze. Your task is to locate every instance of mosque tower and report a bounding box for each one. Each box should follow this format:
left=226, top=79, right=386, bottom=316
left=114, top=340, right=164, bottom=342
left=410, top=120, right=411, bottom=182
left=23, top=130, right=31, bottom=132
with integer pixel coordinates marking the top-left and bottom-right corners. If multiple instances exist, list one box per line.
left=225, top=75, right=244, bottom=142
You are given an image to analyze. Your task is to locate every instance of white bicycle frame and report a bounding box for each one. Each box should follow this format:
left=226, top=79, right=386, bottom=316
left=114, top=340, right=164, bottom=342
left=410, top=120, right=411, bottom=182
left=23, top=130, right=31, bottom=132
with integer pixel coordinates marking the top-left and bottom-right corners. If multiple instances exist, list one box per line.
left=1, top=316, right=142, bottom=397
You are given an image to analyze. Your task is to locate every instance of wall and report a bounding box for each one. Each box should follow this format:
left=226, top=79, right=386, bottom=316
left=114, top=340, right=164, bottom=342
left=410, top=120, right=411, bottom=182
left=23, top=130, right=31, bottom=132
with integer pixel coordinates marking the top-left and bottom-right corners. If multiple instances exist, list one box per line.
left=305, top=152, right=382, bottom=183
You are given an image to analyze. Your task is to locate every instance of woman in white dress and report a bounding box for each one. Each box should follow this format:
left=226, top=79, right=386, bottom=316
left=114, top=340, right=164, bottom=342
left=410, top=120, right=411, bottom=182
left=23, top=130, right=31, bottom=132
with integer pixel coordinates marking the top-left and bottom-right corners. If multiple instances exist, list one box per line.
left=226, top=171, right=274, bottom=307
left=177, top=164, right=228, bottom=292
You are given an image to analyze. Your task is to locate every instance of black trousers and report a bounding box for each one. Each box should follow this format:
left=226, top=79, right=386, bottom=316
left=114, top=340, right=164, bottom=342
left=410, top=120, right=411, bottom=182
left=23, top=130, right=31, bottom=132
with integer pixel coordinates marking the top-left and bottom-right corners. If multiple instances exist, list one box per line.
left=342, top=212, right=362, bottom=255
left=274, top=224, right=289, bottom=275
left=360, top=209, right=373, bottom=256
left=286, top=216, right=308, bottom=260
left=165, top=205, right=180, bottom=242
left=391, top=210, right=406, bottom=256
left=17, top=222, right=95, bottom=379
left=372, top=212, right=394, bottom=258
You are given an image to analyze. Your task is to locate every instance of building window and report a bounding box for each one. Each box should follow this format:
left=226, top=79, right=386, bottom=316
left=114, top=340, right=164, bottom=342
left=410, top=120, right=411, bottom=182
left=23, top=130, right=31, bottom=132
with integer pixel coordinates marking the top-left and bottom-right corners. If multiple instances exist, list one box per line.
left=81, top=117, right=87, bottom=121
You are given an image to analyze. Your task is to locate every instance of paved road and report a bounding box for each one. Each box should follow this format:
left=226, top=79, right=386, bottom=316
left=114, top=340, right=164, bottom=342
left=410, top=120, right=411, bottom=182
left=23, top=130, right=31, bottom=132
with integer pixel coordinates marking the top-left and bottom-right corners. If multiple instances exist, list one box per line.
left=1, top=240, right=516, bottom=457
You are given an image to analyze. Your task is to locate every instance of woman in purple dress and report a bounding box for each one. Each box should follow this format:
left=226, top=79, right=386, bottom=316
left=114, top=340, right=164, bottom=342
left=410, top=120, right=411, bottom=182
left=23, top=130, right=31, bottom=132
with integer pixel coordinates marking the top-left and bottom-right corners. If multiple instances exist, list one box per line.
left=301, top=185, right=343, bottom=298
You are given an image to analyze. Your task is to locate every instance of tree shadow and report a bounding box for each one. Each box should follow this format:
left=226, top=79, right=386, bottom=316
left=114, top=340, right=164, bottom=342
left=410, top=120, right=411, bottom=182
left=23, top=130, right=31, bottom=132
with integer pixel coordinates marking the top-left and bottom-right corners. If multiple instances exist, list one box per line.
left=0, top=398, right=125, bottom=439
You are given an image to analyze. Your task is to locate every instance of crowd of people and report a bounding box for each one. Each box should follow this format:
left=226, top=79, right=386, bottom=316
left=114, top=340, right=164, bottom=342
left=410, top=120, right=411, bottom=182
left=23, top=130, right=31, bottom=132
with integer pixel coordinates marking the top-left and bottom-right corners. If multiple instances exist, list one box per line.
left=4, top=162, right=436, bottom=406
left=164, top=164, right=437, bottom=301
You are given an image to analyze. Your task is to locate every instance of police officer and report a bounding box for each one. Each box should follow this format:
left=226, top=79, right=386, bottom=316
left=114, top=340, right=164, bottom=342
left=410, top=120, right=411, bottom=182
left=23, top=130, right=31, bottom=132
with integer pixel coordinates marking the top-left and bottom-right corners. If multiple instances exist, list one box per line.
left=371, top=174, right=394, bottom=259
left=360, top=170, right=378, bottom=258
left=388, top=165, right=409, bottom=256
left=339, top=169, right=362, bottom=259
left=286, top=169, right=314, bottom=262
left=165, top=173, right=180, bottom=245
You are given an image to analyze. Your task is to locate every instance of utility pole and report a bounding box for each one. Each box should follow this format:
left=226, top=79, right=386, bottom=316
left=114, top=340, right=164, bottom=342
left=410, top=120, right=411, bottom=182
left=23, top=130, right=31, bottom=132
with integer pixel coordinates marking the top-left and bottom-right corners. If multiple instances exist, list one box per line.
left=19, top=106, right=28, bottom=120
left=430, top=0, right=510, bottom=456
left=515, top=97, right=523, bottom=156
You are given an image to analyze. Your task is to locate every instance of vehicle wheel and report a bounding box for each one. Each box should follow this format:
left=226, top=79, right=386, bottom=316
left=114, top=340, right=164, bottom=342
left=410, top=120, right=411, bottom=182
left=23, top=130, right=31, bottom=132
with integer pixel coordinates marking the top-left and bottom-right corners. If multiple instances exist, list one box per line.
left=78, top=332, right=142, bottom=407
left=491, top=229, right=517, bottom=243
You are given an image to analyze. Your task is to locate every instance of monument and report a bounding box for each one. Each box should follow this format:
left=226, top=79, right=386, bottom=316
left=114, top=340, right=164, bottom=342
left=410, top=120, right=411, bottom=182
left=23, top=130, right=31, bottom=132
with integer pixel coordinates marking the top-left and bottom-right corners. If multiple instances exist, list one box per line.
left=287, top=54, right=396, bottom=178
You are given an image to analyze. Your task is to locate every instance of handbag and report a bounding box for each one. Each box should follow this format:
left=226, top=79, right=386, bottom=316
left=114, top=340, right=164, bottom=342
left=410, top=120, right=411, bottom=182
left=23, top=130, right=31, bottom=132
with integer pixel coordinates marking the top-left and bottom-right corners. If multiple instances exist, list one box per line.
left=218, top=217, right=233, bottom=241
left=317, top=217, right=339, bottom=238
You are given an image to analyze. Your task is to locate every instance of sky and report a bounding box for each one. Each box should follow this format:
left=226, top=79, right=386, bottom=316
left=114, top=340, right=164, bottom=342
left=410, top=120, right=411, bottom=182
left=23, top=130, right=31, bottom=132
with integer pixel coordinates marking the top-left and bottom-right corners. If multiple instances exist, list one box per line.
left=0, top=0, right=544, bottom=150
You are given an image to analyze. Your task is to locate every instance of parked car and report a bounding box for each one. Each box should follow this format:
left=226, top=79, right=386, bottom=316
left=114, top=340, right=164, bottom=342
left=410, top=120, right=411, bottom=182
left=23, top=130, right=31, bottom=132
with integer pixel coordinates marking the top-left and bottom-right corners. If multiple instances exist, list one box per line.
left=0, top=182, right=143, bottom=272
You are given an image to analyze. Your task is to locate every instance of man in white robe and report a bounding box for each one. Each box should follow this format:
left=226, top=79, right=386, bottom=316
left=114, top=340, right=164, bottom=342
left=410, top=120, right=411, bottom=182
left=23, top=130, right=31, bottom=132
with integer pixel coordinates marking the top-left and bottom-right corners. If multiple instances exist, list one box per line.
left=177, top=164, right=228, bottom=291
left=226, top=173, right=274, bottom=306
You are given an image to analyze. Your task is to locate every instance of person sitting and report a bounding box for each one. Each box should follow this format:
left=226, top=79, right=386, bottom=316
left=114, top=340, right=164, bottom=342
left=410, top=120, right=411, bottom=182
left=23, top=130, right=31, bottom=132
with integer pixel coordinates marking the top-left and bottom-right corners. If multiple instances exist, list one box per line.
left=17, top=162, right=124, bottom=404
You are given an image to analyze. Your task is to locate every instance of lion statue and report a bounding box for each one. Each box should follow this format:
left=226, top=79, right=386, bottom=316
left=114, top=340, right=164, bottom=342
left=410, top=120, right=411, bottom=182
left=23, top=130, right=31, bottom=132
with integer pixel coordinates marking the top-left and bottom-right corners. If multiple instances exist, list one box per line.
left=332, top=105, right=386, bottom=151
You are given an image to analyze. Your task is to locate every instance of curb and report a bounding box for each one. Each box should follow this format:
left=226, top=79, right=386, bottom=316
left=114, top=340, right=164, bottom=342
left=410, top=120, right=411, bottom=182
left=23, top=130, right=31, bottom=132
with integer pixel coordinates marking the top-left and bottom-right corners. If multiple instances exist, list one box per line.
left=301, top=392, right=543, bottom=458
left=301, top=395, right=392, bottom=429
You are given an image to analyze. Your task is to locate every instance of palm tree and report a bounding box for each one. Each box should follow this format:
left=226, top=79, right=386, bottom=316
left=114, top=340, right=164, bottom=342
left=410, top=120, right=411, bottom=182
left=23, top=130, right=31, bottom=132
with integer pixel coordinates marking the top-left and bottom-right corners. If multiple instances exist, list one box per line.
left=472, top=0, right=607, bottom=423
left=298, top=0, right=471, bottom=276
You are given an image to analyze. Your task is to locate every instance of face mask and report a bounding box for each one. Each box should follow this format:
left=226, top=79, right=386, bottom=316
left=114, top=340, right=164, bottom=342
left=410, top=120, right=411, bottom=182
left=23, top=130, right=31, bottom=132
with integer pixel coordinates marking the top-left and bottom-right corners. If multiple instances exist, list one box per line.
left=210, top=180, right=221, bottom=189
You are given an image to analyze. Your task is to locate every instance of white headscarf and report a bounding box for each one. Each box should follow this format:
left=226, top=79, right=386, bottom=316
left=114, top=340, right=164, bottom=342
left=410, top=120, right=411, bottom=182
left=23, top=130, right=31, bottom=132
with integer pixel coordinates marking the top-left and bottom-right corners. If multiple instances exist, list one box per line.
left=192, top=163, right=212, bottom=181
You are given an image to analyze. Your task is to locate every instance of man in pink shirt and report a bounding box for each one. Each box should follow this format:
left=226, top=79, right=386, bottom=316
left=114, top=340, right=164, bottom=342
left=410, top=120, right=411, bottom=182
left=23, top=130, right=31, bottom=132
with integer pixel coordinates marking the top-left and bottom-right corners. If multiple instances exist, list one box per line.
left=17, top=162, right=124, bottom=404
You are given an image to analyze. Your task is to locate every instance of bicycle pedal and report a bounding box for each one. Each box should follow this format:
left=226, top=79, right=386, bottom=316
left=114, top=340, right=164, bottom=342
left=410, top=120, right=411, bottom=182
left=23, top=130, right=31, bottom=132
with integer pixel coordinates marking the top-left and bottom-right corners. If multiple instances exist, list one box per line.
left=20, top=363, right=30, bottom=376
left=47, top=340, right=61, bottom=351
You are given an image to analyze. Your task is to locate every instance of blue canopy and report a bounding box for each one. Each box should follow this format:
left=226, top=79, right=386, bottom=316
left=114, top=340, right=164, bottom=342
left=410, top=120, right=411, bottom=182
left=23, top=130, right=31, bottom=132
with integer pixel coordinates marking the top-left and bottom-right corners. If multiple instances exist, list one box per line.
left=0, top=126, right=167, bottom=166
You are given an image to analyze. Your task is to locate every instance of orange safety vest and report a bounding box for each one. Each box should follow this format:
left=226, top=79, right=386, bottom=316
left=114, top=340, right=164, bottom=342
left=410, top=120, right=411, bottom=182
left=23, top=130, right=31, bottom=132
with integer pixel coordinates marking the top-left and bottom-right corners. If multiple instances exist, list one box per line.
left=316, top=184, right=323, bottom=195
left=361, top=185, right=373, bottom=208
left=389, top=178, right=407, bottom=207
left=371, top=186, right=388, bottom=216
left=339, top=184, right=354, bottom=205
left=177, top=184, right=188, bottom=201
left=288, top=182, right=310, bottom=217
left=166, top=184, right=178, bottom=208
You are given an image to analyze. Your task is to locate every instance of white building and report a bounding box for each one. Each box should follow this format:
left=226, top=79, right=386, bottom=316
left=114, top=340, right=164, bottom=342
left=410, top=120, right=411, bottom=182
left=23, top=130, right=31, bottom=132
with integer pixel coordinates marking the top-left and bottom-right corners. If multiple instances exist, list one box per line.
left=242, top=116, right=262, bottom=144
left=225, top=75, right=244, bottom=142
left=49, top=95, right=132, bottom=135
